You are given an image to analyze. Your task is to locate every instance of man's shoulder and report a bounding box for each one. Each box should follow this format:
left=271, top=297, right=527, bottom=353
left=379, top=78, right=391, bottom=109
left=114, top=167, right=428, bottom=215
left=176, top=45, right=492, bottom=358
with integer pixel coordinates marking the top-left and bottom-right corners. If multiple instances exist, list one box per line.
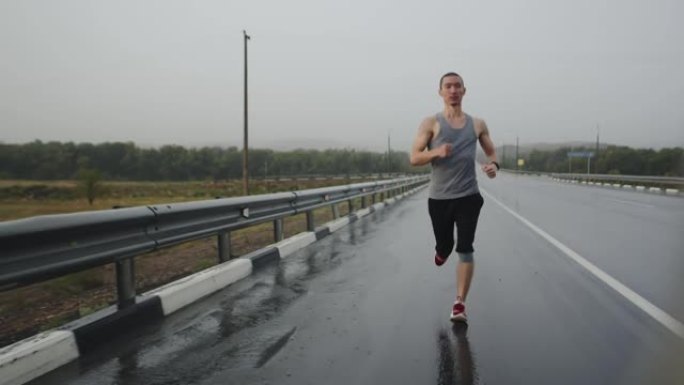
left=422, top=114, right=438, bottom=124
left=470, top=115, right=489, bottom=133
left=419, top=114, right=439, bottom=131
left=468, top=114, right=486, bottom=125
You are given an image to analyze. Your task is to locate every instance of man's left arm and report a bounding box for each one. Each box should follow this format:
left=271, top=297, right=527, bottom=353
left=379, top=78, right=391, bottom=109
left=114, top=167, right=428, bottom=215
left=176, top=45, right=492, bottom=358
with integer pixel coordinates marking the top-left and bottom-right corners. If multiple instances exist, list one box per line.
left=478, top=119, right=499, bottom=179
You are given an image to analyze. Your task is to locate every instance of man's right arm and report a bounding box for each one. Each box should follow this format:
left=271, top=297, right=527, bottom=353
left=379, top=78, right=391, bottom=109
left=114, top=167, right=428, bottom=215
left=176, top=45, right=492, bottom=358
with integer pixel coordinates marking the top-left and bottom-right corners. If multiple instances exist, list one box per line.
left=410, top=117, right=449, bottom=166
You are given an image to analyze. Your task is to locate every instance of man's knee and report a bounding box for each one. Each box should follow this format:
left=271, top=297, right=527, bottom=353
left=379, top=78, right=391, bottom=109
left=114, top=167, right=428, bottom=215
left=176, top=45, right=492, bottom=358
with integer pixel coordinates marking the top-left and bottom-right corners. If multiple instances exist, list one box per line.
left=457, top=252, right=474, bottom=263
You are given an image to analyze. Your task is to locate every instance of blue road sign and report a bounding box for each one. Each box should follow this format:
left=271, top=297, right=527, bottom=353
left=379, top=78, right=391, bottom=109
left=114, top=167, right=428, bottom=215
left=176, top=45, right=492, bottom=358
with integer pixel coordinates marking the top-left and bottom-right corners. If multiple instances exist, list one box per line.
left=567, top=151, right=594, bottom=158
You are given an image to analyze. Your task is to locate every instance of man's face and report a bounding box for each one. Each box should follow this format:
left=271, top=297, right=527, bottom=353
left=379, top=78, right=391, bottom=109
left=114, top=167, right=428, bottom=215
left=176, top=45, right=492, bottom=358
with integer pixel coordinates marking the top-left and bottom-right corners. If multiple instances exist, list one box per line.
left=439, top=75, right=466, bottom=106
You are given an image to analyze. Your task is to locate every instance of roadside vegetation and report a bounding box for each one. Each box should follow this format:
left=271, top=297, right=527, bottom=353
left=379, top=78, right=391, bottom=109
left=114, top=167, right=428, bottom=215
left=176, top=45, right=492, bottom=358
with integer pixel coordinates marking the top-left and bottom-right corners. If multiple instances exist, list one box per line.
left=0, top=141, right=417, bottom=181
left=512, top=146, right=683, bottom=176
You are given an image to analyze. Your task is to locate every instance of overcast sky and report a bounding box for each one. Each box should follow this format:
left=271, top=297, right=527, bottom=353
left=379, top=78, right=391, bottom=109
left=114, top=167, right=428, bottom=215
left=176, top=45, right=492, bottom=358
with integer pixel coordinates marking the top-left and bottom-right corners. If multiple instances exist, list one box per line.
left=1, top=0, right=682, bottom=152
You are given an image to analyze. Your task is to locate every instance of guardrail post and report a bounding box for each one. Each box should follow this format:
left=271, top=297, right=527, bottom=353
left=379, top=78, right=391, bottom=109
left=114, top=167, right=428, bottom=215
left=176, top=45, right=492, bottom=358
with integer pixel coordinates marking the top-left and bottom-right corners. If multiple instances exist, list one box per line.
left=306, top=211, right=315, bottom=232
left=116, top=258, right=136, bottom=309
left=347, top=199, right=353, bottom=215
left=361, top=196, right=367, bottom=208
left=371, top=193, right=376, bottom=204
left=332, top=204, right=340, bottom=219
left=274, top=218, right=284, bottom=242
left=218, top=230, right=232, bottom=262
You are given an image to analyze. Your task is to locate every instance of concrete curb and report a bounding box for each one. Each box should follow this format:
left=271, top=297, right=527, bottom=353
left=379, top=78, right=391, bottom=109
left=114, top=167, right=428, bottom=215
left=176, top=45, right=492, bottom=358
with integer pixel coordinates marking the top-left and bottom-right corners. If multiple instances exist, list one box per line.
left=355, top=207, right=372, bottom=218
left=70, top=296, right=164, bottom=353
left=0, top=331, right=78, bottom=385
left=275, top=232, right=317, bottom=259
left=244, top=247, right=280, bottom=269
left=314, top=226, right=330, bottom=240
left=0, top=183, right=426, bottom=385
left=145, top=258, right=253, bottom=316
left=327, top=217, right=351, bottom=233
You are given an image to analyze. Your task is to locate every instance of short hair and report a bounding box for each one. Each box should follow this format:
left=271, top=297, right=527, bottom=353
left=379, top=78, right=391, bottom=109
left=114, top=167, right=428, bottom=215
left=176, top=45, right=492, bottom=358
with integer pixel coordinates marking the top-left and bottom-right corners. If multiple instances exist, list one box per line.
left=439, top=72, right=464, bottom=89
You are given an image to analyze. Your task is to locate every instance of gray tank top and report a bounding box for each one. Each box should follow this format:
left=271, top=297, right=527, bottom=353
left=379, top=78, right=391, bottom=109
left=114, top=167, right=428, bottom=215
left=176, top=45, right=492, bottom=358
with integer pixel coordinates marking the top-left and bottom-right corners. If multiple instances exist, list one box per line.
left=428, top=113, right=480, bottom=199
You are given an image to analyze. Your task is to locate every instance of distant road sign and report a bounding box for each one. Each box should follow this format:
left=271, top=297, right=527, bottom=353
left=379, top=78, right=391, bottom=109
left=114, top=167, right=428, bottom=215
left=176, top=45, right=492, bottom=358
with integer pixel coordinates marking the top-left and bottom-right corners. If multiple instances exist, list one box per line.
left=567, top=151, right=594, bottom=158
left=517, top=159, right=525, bottom=166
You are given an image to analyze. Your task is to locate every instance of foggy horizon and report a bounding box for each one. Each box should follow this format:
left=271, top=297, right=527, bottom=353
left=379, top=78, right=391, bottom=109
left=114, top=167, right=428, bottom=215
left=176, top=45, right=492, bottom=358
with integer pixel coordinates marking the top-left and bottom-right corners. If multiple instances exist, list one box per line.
left=1, top=0, right=683, bottom=154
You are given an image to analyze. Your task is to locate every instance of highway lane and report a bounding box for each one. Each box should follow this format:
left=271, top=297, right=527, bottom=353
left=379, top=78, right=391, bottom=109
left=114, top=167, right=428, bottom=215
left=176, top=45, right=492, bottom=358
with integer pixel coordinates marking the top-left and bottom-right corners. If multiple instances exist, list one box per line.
left=29, top=176, right=683, bottom=384
left=480, top=173, right=684, bottom=322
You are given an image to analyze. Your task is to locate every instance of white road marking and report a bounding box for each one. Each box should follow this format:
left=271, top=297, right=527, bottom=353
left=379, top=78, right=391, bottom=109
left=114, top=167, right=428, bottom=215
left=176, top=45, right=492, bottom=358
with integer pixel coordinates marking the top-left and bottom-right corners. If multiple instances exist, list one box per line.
left=606, top=198, right=654, bottom=208
left=481, top=189, right=684, bottom=340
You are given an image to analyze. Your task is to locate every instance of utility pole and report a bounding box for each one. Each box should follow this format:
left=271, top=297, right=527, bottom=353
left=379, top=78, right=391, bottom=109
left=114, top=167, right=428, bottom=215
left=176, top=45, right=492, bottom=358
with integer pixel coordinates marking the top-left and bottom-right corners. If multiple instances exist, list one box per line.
left=595, top=124, right=600, bottom=174
left=515, top=136, right=519, bottom=171
left=264, top=159, right=268, bottom=193
left=587, top=156, right=591, bottom=175
left=242, top=30, right=251, bottom=196
left=387, top=132, right=391, bottom=175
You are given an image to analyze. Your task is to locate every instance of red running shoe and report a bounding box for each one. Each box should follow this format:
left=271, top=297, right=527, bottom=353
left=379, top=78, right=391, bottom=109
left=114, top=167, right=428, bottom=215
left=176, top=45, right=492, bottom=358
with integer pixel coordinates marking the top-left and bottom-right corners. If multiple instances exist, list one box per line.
left=434, top=253, right=449, bottom=266
left=450, top=301, right=467, bottom=323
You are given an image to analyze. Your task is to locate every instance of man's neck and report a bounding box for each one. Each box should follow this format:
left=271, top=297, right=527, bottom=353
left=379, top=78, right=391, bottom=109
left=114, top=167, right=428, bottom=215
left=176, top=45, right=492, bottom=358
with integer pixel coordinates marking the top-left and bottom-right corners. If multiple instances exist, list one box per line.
left=443, top=105, right=464, bottom=118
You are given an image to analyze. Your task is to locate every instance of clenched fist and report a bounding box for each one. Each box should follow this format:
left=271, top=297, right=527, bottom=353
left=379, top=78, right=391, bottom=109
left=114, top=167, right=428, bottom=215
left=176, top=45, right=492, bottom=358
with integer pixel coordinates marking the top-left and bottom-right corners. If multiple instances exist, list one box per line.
left=481, top=163, right=497, bottom=178
left=434, top=143, right=452, bottom=159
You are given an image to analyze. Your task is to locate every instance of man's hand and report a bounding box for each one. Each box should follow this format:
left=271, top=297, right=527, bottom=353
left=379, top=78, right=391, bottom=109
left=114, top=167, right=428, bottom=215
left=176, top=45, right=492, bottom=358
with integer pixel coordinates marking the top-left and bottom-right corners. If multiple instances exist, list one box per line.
left=434, top=143, right=452, bottom=159
left=481, top=163, right=497, bottom=179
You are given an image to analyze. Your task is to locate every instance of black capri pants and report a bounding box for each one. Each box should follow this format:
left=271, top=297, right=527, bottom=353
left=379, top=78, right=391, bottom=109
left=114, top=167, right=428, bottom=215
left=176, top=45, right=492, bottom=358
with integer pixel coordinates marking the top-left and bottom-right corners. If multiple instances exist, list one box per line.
left=428, top=193, right=484, bottom=257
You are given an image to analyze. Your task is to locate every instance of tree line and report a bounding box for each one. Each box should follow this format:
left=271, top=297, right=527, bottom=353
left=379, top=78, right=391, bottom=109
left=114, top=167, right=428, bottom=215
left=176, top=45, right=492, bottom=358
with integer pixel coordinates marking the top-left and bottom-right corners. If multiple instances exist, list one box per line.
left=2, top=141, right=680, bottom=181
left=514, top=145, right=683, bottom=176
left=0, top=141, right=417, bottom=181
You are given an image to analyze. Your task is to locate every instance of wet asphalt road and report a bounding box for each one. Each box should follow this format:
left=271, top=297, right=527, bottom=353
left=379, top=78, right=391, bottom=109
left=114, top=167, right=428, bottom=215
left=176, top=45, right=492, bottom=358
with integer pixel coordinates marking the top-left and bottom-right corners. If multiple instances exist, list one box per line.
left=30, top=173, right=684, bottom=385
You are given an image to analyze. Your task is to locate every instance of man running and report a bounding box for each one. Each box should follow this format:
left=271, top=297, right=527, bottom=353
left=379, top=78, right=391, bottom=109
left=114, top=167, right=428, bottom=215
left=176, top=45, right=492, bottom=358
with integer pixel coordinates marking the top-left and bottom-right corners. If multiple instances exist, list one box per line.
left=409, top=72, right=499, bottom=322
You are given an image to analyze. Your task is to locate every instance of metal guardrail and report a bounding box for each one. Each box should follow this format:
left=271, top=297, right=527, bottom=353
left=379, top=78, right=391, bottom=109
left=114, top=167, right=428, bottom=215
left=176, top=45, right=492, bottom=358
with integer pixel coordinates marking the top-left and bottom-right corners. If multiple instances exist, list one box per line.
left=549, top=173, right=684, bottom=186
left=502, top=169, right=684, bottom=187
left=0, top=175, right=429, bottom=307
